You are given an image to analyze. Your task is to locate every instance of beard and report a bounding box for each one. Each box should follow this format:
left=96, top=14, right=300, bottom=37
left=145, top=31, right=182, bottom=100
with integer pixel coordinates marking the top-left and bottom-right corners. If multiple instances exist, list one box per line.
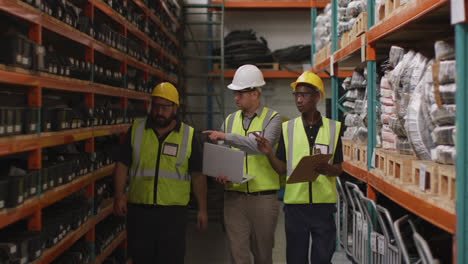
left=153, top=113, right=176, bottom=128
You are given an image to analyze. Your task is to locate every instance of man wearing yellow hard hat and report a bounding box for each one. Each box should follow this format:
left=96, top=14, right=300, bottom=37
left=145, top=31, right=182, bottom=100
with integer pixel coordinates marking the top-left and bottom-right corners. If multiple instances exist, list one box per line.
left=113, top=82, right=207, bottom=264
left=255, top=71, right=343, bottom=264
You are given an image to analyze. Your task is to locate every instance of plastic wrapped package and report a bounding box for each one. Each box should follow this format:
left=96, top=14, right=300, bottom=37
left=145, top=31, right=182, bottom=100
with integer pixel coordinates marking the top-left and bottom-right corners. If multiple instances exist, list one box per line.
left=380, top=97, right=393, bottom=106
left=355, top=126, right=368, bottom=143
left=431, top=145, right=456, bottom=164
left=346, top=1, right=366, bottom=17
left=345, top=89, right=358, bottom=101
left=324, top=3, right=332, bottom=13
left=383, top=141, right=396, bottom=150
left=381, top=113, right=391, bottom=124
left=339, top=0, right=352, bottom=7
left=432, top=126, right=455, bottom=145
left=408, top=53, right=429, bottom=91
left=452, top=128, right=456, bottom=145
left=314, top=26, right=329, bottom=39
left=350, top=71, right=366, bottom=88
left=382, top=125, right=397, bottom=142
left=405, top=75, right=435, bottom=160
left=343, top=126, right=358, bottom=139
left=389, top=115, right=407, bottom=137
left=343, top=101, right=356, bottom=111
left=429, top=83, right=456, bottom=105
left=344, top=114, right=358, bottom=127
left=338, top=7, right=348, bottom=17
left=380, top=73, right=391, bottom=89
left=389, top=50, right=415, bottom=91
left=389, top=46, right=405, bottom=68
left=430, top=104, right=456, bottom=126
left=381, top=105, right=395, bottom=114
left=380, top=88, right=393, bottom=99
left=434, top=40, right=455, bottom=61
left=396, top=137, right=414, bottom=155
left=354, top=99, right=367, bottom=114
left=342, top=77, right=352, bottom=90
left=434, top=60, right=456, bottom=84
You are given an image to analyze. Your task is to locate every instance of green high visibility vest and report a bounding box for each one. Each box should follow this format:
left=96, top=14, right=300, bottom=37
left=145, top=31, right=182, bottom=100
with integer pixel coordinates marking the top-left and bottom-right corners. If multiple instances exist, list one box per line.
left=224, top=107, right=280, bottom=192
left=128, top=117, right=194, bottom=206
left=283, top=116, right=341, bottom=204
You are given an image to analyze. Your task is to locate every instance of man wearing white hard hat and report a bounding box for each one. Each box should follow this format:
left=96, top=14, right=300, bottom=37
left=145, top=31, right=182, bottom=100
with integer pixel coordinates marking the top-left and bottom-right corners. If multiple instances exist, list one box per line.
left=255, top=71, right=344, bottom=264
left=204, top=64, right=282, bottom=264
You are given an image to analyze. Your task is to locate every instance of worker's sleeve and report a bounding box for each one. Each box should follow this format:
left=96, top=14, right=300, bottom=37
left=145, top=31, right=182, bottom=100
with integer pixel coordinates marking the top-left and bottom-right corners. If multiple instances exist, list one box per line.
left=188, top=135, right=202, bottom=173
left=113, top=127, right=133, bottom=167
left=225, top=114, right=282, bottom=155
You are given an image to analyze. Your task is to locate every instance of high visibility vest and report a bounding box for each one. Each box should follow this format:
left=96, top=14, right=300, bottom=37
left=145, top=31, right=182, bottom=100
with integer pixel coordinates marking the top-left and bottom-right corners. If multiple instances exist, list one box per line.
left=128, top=117, right=194, bottom=206
left=283, top=116, right=341, bottom=204
left=224, top=107, right=280, bottom=192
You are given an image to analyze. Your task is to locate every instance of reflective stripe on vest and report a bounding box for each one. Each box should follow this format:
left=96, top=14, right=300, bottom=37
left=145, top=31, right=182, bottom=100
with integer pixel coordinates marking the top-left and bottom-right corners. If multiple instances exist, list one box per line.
left=224, top=107, right=280, bottom=192
left=284, top=117, right=341, bottom=204
left=131, top=118, right=191, bottom=182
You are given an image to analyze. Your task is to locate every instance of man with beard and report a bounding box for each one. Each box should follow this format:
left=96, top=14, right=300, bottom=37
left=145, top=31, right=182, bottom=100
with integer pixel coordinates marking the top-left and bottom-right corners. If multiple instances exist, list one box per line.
left=204, top=64, right=282, bottom=264
left=113, top=82, right=207, bottom=264
left=254, top=71, right=343, bottom=264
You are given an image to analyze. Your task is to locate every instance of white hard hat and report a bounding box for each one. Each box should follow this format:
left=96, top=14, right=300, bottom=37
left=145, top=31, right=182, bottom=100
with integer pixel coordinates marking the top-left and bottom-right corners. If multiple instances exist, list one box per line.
left=227, top=64, right=266, bottom=91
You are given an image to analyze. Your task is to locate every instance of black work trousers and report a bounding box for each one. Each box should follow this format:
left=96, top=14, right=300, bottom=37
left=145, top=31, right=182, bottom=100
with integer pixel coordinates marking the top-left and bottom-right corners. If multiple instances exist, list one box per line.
left=284, top=204, right=336, bottom=264
left=127, top=204, right=188, bottom=264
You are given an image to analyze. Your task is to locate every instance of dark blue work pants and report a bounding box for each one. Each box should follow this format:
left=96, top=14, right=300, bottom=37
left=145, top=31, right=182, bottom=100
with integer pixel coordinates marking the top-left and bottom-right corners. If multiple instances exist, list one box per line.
left=284, top=204, right=336, bottom=264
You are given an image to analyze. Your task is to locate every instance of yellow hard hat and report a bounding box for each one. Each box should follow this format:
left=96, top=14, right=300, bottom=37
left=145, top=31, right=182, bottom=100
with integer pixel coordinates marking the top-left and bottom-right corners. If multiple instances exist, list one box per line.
left=290, top=71, right=325, bottom=98
left=151, top=82, right=179, bottom=105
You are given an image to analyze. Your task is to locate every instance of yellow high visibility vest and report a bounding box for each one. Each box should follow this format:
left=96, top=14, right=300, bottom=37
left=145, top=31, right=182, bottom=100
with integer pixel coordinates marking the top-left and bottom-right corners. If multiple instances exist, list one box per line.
left=128, top=117, right=193, bottom=206
left=283, top=116, right=341, bottom=204
left=224, top=107, right=280, bottom=192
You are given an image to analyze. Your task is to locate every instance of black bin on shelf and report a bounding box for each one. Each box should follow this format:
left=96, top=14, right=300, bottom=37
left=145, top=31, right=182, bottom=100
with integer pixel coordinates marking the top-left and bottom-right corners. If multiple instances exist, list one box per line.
left=0, top=178, right=8, bottom=209
left=12, top=107, right=23, bottom=135
left=4, top=108, right=15, bottom=136
left=41, top=108, right=52, bottom=132
left=52, top=108, right=72, bottom=131
left=26, top=171, right=39, bottom=197
left=40, top=167, right=48, bottom=192
left=23, top=108, right=39, bottom=135
left=6, top=175, right=24, bottom=208
left=0, top=108, right=6, bottom=137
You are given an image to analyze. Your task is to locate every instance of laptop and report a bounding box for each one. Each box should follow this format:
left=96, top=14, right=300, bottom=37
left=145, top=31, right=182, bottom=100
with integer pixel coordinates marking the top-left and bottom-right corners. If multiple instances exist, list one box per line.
left=202, top=142, right=255, bottom=184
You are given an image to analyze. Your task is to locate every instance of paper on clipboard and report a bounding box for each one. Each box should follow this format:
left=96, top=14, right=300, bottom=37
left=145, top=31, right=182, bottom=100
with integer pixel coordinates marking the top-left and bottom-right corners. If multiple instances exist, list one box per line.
left=287, top=154, right=333, bottom=184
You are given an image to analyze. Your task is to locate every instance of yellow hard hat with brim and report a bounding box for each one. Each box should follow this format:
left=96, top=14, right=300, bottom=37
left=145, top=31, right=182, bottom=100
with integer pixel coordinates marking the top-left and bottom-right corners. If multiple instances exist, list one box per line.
left=290, top=71, right=325, bottom=99
left=151, top=82, right=179, bottom=105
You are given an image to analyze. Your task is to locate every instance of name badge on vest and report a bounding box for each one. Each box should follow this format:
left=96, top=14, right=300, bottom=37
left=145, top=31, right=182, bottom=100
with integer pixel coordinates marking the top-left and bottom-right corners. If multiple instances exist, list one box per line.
left=314, top=144, right=328, bottom=155
left=162, top=143, right=178, bottom=157
left=248, top=131, right=262, bottom=139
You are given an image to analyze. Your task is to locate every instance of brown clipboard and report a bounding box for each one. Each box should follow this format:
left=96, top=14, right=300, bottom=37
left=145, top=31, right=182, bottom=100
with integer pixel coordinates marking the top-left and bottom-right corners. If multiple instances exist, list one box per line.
left=286, top=154, right=333, bottom=184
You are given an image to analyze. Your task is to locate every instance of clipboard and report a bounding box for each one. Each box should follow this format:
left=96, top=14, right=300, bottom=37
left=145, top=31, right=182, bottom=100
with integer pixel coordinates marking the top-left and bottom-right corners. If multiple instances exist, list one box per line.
left=287, top=154, right=333, bottom=184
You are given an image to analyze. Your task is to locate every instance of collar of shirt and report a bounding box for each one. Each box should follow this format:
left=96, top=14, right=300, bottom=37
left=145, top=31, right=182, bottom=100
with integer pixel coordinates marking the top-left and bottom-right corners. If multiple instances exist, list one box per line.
left=145, top=115, right=182, bottom=135
left=301, top=111, right=323, bottom=129
left=241, top=104, right=264, bottom=120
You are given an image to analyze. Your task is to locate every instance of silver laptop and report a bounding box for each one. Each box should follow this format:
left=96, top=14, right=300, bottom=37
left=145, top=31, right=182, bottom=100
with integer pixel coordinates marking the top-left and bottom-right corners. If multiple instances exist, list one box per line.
left=203, top=142, right=255, bottom=184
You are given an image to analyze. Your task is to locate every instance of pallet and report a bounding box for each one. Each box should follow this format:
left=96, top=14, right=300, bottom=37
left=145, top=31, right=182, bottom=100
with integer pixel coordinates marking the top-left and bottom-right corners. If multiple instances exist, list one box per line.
left=340, top=31, right=351, bottom=49
left=356, top=143, right=367, bottom=169
left=385, top=151, right=417, bottom=183
left=374, top=148, right=387, bottom=176
left=342, top=139, right=356, bottom=162
left=411, top=160, right=439, bottom=194
left=212, top=62, right=279, bottom=72
left=352, top=12, right=367, bottom=38
left=313, top=44, right=329, bottom=66
left=439, top=164, right=456, bottom=201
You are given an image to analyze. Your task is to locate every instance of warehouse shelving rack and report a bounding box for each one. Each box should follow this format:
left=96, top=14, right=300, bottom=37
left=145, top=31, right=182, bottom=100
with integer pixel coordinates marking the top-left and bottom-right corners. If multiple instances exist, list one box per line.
left=311, top=0, right=467, bottom=262
left=0, top=0, right=182, bottom=262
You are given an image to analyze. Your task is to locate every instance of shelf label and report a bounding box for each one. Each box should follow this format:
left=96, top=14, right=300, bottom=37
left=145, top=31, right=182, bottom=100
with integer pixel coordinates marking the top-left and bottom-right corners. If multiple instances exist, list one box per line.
left=371, top=148, right=376, bottom=168
left=31, top=124, right=36, bottom=131
left=18, top=195, right=23, bottom=203
left=31, top=187, right=36, bottom=195
left=7, top=126, right=12, bottom=133
left=361, top=35, right=366, bottom=62
left=0, top=127, right=4, bottom=135
left=419, top=163, right=427, bottom=191
left=370, top=232, right=377, bottom=252
left=377, top=235, right=386, bottom=255
left=20, top=257, right=27, bottom=264
left=330, top=55, right=334, bottom=76
left=15, top=125, right=21, bottom=132
left=0, top=200, right=4, bottom=209
left=451, top=0, right=466, bottom=24
left=10, top=244, right=16, bottom=254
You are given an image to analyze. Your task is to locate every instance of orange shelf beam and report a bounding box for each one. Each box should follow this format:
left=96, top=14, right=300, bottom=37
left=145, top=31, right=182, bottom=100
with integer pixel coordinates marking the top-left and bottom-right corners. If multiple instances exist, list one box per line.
left=342, top=161, right=368, bottom=183
left=37, top=217, right=95, bottom=264
left=334, top=35, right=362, bottom=63
left=93, top=124, right=131, bottom=138
left=344, top=161, right=456, bottom=234
left=93, top=164, right=116, bottom=182
left=40, top=14, right=94, bottom=48
left=0, top=68, right=150, bottom=100
left=211, top=0, right=330, bottom=8
left=312, top=57, right=330, bottom=74
left=95, top=231, right=127, bottom=264
left=0, top=198, right=39, bottom=229
left=0, top=0, right=41, bottom=24
left=367, top=0, right=449, bottom=43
